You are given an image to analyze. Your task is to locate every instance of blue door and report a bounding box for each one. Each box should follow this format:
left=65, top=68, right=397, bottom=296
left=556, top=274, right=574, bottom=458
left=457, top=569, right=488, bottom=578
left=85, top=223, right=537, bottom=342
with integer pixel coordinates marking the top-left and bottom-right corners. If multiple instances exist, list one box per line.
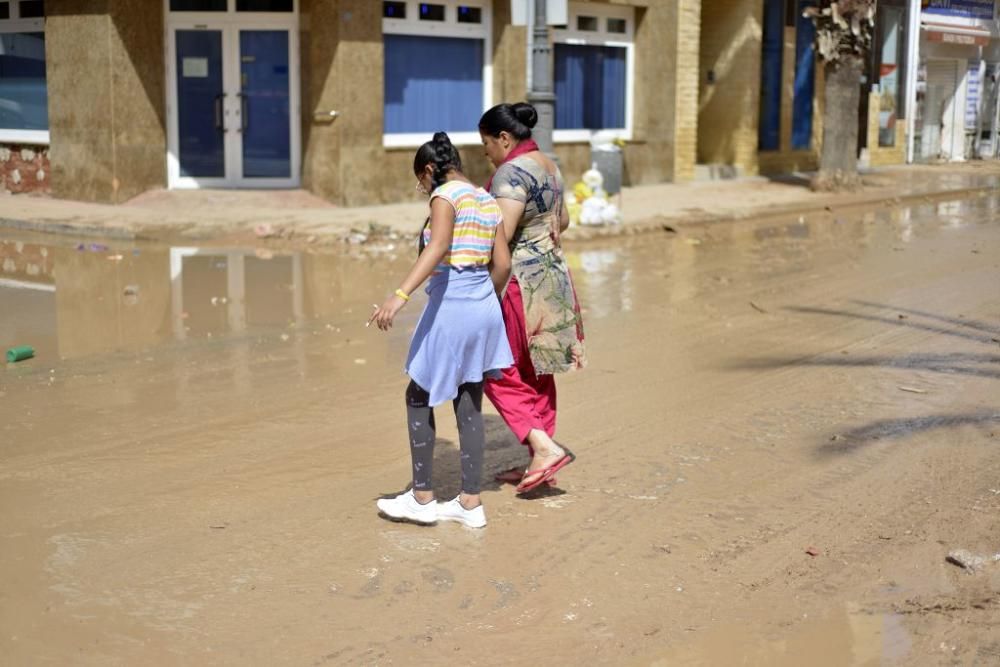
left=239, top=30, right=291, bottom=179
left=175, top=30, right=225, bottom=178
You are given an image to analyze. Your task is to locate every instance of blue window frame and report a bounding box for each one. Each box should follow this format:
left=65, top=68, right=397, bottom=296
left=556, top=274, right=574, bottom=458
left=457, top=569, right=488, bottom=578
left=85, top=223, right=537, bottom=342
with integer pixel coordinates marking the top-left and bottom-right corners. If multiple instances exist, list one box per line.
left=554, top=44, right=626, bottom=130
left=383, top=34, right=484, bottom=134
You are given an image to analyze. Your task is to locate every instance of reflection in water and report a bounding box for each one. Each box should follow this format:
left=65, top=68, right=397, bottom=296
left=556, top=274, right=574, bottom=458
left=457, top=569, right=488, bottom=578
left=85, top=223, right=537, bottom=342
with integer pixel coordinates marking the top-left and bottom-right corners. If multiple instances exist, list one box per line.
left=1, top=191, right=997, bottom=364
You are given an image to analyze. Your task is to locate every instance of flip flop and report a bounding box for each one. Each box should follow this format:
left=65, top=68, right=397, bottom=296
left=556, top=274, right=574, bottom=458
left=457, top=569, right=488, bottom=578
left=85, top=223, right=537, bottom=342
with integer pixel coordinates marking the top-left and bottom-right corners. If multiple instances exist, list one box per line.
left=495, top=467, right=557, bottom=486
left=516, top=448, right=576, bottom=494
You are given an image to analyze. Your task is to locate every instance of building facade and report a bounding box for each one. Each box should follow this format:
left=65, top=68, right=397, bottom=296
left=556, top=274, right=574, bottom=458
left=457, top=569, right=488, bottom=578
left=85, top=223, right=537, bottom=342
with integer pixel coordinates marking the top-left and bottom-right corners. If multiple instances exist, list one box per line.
left=1, top=1, right=985, bottom=207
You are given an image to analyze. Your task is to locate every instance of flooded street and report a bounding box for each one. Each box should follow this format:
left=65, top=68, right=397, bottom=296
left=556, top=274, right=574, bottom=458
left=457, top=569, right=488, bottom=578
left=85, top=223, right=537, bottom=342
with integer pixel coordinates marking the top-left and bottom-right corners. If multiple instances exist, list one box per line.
left=2, top=194, right=999, bottom=664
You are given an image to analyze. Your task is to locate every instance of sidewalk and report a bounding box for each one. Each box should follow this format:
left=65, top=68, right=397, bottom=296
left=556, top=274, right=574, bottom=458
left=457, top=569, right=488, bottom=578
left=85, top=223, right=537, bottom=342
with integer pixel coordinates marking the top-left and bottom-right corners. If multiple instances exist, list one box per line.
left=0, top=162, right=997, bottom=247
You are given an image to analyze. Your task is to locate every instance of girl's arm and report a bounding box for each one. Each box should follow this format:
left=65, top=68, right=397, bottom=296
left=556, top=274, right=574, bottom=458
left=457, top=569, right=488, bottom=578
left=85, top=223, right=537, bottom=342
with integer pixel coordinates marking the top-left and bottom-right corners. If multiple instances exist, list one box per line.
left=372, top=197, right=455, bottom=330
left=496, top=198, right=525, bottom=250
left=489, top=221, right=512, bottom=298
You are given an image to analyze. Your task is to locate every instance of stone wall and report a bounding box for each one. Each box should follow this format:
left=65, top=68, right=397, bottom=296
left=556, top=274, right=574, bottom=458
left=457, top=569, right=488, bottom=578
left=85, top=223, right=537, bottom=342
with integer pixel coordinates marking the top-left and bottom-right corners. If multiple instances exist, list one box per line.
left=0, top=144, right=50, bottom=195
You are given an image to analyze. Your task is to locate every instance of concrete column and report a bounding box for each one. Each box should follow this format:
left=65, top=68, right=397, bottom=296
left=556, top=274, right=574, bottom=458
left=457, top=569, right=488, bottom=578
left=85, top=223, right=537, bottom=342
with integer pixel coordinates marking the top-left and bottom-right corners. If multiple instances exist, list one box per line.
left=300, top=0, right=383, bottom=206
left=46, top=1, right=166, bottom=203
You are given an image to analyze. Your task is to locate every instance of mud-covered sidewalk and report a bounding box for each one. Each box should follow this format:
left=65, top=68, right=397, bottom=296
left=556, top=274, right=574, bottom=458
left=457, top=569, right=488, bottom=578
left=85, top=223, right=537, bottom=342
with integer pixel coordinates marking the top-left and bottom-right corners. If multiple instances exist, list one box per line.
left=0, top=162, right=998, bottom=247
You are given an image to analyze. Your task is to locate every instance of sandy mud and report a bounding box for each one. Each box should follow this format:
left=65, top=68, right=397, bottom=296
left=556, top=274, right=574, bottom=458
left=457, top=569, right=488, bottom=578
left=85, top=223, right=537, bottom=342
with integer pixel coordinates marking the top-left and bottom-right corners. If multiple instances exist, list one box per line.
left=1, top=193, right=999, bottom=664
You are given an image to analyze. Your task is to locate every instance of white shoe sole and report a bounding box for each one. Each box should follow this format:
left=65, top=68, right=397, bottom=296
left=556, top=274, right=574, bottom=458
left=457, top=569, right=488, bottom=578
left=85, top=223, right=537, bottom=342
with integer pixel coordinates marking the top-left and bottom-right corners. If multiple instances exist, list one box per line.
left=376, top=500, right=437, bottom=525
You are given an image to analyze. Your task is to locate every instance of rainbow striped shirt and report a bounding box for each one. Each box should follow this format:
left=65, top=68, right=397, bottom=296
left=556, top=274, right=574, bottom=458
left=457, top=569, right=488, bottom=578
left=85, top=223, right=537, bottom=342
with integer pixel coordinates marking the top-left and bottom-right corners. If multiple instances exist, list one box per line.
left=424, top=180, right=501, bottom=274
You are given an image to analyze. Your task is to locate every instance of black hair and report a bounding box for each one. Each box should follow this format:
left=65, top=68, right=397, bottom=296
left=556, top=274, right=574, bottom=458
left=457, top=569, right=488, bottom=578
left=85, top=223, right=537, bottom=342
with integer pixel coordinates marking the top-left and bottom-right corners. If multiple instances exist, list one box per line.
left=413, top=131, right=462, bottom=190
left=478, top=102, right=537, bottom=140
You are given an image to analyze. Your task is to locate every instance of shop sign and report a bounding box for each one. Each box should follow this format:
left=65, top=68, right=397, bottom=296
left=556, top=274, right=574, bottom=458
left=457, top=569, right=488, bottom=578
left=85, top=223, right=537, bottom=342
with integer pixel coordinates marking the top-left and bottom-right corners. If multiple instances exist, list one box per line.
left=926, top=29, right=991, bottom=46
left=922, top=0, right=995, bottom=20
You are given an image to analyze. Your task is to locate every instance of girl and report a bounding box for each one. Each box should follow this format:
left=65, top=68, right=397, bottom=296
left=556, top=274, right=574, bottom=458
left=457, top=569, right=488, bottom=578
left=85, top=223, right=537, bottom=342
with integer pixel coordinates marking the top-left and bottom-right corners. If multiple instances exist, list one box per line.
left=372, top=132, right=513, bottom=529
left=479, top=102, right=586, bottom=494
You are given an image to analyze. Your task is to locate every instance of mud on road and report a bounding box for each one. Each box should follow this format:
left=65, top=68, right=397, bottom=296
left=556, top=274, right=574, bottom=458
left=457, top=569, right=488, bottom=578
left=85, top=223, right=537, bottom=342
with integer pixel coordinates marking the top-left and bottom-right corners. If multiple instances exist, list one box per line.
left=1, top=194, right=999, bottom=664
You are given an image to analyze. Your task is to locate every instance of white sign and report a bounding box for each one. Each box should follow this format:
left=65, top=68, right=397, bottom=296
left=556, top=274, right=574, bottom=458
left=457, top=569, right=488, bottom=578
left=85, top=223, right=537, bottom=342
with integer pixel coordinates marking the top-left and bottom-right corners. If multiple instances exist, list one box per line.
left=182, top=57, right=209, bottom=79
left=511, top=0, right=568, bottom=26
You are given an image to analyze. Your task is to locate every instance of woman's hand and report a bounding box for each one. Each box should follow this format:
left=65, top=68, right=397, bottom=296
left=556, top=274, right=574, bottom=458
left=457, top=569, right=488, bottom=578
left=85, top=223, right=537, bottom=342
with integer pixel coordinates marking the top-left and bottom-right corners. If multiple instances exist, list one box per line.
left=370, top=293, right=408, bottom=331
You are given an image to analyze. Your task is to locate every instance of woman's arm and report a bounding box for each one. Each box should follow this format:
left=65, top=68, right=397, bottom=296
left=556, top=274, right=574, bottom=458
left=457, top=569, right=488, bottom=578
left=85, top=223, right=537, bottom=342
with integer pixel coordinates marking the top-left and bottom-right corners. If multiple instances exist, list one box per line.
left=489, top=221, right=512, bottom=298
left=371, top=197, right=454, bottom=331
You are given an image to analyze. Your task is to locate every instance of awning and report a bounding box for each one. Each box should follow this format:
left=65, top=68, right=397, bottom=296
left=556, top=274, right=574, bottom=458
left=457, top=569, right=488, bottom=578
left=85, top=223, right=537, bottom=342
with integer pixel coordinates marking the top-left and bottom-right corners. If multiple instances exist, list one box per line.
left=922, top=22, right=993, bottom=47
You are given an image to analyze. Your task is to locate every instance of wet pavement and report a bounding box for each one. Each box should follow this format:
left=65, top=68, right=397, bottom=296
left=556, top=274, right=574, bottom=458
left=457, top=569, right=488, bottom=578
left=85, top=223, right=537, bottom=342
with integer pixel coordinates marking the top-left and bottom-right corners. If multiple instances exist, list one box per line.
left=1, top=192, right=999, bottom=664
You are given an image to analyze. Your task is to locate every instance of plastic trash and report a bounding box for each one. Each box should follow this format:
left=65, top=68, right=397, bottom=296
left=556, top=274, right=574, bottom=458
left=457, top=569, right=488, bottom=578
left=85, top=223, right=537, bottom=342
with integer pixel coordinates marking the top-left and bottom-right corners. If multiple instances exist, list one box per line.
left=6, top=345, right=34, bottom=363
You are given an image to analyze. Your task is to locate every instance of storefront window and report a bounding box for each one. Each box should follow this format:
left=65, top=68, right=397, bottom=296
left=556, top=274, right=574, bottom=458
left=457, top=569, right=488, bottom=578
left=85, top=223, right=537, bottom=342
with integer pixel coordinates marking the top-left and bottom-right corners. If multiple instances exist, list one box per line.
left=381, top=0, right=490, bottom=146
left=0, top=1, right=47, bottom=138
left=552, top=2, right=634, bottom=141
left=554, top=44, right=626, bottom=130
left=876, top=6, right=906, bottom=147
left=758, top=0, right=784, bottom=151
left=791, top=0, right=816, bottom=150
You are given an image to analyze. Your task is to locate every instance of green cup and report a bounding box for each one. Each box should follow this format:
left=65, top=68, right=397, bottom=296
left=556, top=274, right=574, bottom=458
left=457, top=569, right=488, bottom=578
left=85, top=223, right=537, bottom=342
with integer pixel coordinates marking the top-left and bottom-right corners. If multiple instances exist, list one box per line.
left=6, top=346, right=34, bottom=363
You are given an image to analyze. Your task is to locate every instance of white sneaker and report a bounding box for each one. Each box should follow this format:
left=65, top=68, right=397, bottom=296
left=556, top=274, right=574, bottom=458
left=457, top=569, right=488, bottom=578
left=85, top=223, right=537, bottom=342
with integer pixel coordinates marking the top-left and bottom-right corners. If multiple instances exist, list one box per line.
left=436, top=496, right=487, bottom=529
left=376, top=490, right=437, bottom=525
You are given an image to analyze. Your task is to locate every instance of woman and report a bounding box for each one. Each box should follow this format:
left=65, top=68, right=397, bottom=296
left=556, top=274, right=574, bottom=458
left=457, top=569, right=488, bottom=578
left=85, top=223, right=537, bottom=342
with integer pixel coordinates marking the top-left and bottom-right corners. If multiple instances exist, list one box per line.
left=371, top=132, right=513, bottom=528
left=479, top=102, right=586, bottom=494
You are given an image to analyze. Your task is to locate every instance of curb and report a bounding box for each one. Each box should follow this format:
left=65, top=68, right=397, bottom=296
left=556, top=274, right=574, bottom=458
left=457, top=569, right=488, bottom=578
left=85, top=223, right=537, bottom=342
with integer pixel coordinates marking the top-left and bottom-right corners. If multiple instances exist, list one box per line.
left=560, top=184, right=998, bottom=242
left=1, top=182, right=996, bottom=247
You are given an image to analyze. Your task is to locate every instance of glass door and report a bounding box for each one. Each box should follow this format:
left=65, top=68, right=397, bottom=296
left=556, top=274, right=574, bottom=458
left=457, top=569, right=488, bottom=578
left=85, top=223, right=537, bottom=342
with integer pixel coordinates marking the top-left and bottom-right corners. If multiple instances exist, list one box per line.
left=239, top=29, right=291, bottom=179
left=167, top=17, right=299, bottom=188
left=174, top=29, right=226, bottom=179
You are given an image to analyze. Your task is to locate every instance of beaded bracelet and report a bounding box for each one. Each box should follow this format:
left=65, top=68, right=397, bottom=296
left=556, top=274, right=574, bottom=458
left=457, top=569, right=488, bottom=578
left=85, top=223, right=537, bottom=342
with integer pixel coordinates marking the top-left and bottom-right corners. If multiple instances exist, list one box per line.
left=394, top=288, right=411, bottom=302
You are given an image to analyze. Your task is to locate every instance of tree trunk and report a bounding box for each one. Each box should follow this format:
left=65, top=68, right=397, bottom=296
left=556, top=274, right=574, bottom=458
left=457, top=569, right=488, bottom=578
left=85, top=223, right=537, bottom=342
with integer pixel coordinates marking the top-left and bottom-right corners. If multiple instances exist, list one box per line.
left=813, top=55, right=864, bottom=191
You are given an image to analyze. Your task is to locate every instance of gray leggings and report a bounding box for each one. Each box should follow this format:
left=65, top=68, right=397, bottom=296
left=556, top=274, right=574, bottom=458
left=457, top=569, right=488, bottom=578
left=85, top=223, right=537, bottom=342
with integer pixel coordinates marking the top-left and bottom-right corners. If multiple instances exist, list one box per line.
left=406, top=380, right=485, bottom=495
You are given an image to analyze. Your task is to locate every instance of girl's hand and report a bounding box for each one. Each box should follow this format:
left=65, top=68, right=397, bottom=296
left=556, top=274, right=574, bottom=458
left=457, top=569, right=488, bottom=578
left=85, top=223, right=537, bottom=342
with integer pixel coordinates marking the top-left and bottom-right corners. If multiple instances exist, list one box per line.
left=370, top=294, right=407, bottom=331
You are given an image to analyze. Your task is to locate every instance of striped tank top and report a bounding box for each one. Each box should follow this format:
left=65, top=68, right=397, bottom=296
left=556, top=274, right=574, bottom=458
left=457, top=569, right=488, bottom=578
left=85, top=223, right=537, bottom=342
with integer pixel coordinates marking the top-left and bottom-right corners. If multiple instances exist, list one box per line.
left=424, top=180, right=502, bottom=274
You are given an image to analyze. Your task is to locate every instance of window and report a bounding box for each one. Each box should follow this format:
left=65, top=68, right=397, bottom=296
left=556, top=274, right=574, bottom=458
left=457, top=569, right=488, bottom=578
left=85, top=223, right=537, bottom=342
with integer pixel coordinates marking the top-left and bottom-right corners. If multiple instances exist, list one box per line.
left=552, top=2, right=634, bottom=142
left=169, top=0, right=294, bottom=11
left=875, top=5, right=906, bottom=147
left=791, top=0, right=816, bottom=150
left=382, top=0, right=492, bottom=147
left=758, top=0, right=783, bottom=151
left=0, top=0, right=47, bottom=144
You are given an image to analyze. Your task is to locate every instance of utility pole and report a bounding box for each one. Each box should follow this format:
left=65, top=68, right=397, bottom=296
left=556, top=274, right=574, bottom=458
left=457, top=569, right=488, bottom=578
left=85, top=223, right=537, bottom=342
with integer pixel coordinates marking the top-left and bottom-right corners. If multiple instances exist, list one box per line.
left=526, top=0, right=556, bottom=159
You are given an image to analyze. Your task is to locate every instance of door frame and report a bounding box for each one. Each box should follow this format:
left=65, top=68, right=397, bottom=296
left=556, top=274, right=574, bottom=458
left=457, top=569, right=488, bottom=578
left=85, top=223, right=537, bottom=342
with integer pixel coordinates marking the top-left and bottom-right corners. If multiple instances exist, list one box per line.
left=165, top=4, right=301, bottom=189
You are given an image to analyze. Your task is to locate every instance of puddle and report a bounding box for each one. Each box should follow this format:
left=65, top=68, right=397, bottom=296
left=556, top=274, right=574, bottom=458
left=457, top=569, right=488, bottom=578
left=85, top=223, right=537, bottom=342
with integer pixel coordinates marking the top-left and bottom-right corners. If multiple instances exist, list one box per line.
left=1, top=192, right=997, bottom=365
left=645, top=604, right=912, bottom=666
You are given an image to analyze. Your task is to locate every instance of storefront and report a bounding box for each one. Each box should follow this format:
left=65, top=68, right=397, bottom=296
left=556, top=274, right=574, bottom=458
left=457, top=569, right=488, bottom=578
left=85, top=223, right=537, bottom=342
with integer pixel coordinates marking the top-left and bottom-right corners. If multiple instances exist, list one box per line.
left=859, top=0, right=914, bottom=167
left=912, top=0, right=998, bottom=162
left=0, top=2, right=701, bottom=205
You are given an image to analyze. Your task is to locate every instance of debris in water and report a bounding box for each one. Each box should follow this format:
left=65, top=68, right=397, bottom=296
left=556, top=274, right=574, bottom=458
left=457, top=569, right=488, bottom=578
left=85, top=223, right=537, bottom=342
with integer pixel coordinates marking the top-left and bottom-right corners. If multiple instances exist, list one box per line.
left=897, top=386, right=927, bottom=394
left=254, top=223, right=275, bottom=238
left=749, top=301, right=767, bottom=314
left=946, top=549, right=989, bottom=573
left=122, top=285, right=139, bottom=306
left=6, top=345, right=34, bottom=363
left=209, top=523, right=228, bottom=530
left=685, top=238, right=702, bottom=246
left=280, top=333, right=290, bottom=342
left=897, top=314, right=907, bottom=319
left=662, top=225, right=677, bottom=233
left=805, top=546, right=820, bottom=557
left=107, top=254, right=124, bottom=262
left=354, top=358, right=367, bottom=365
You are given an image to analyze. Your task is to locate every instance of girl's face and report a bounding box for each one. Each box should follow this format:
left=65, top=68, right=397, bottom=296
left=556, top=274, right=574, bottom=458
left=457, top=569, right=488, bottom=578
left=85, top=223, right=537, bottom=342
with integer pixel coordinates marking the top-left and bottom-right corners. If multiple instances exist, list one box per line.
left=480, top=131, right=513, bottom=168
left=415, top=163, right=434, bottom=197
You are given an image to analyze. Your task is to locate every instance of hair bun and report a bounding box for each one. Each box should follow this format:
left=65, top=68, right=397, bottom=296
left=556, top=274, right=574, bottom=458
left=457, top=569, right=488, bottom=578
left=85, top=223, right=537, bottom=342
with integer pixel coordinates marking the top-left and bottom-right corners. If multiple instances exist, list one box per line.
left=512, top=103, right=538, bottom=129
left=432, top=131, right=452, bottom=145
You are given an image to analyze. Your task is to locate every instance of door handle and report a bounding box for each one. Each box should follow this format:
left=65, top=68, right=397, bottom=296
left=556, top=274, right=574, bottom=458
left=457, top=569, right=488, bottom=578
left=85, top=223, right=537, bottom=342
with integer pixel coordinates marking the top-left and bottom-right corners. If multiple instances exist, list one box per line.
left=214, top=93, right=226, bottom=132
left=237, top=92, right=248, bottom=133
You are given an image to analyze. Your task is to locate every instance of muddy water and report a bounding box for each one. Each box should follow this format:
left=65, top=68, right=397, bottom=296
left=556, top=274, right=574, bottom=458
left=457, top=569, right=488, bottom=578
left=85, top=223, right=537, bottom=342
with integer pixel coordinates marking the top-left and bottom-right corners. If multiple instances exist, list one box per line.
left=1, top=194, right=999, bottom=665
